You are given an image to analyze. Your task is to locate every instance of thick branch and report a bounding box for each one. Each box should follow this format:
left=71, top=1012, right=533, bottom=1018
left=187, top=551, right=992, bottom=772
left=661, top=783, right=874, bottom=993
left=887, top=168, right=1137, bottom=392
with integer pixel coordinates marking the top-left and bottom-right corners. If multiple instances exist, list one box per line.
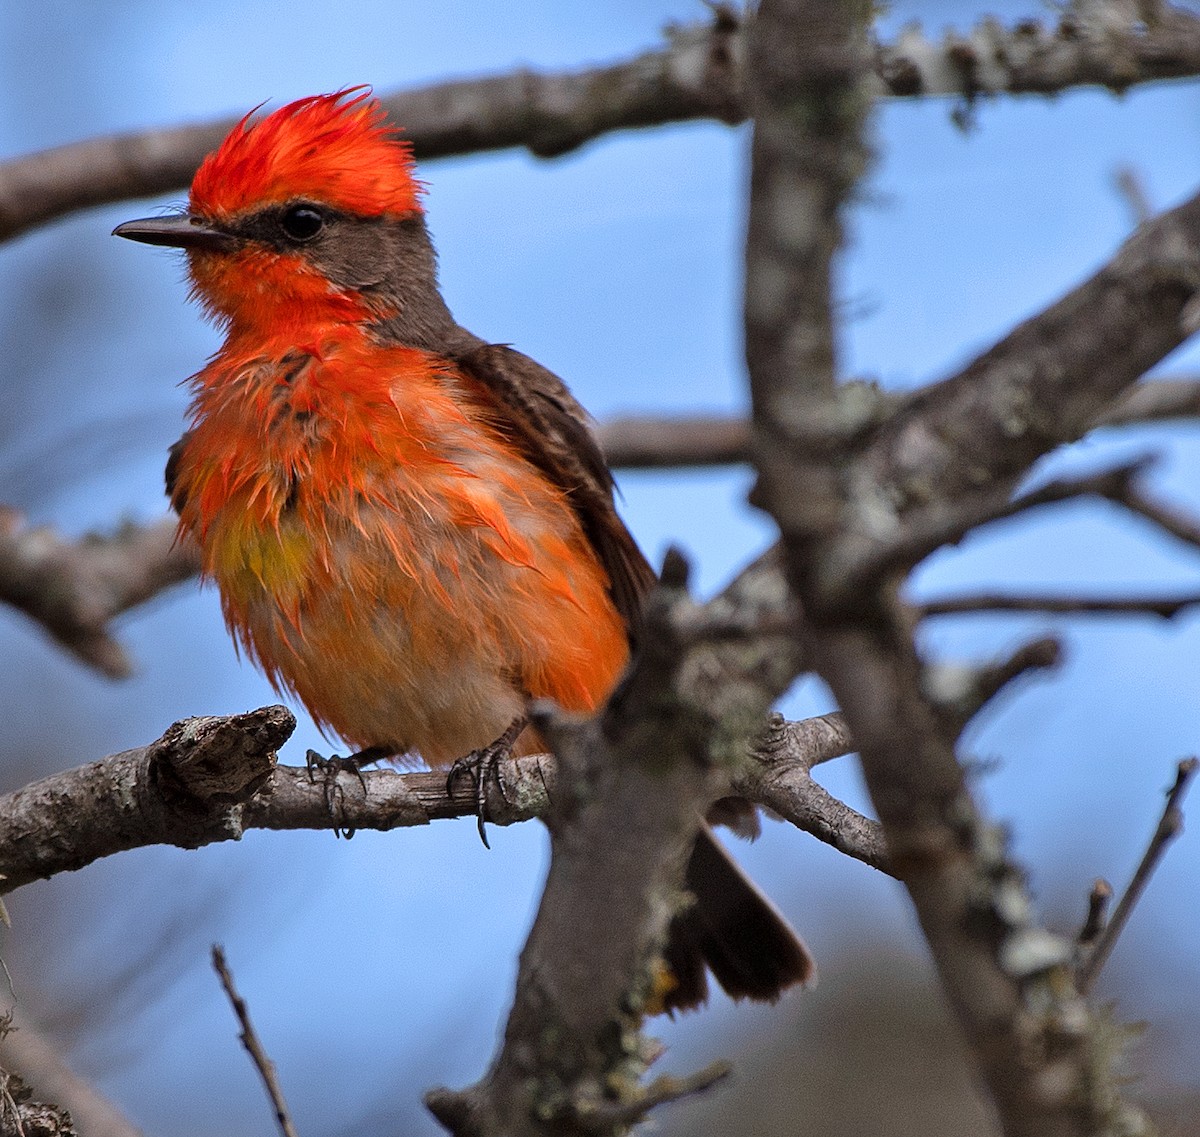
left=0, top=705, right=294, bottom=893
left=426, top=551, right=810, bottom=1136
left=6, top=5, right=1200, bottom=243
left=860, top=190, right=1200, bottom=537
left=743, top=2, right=1147, bottom=1134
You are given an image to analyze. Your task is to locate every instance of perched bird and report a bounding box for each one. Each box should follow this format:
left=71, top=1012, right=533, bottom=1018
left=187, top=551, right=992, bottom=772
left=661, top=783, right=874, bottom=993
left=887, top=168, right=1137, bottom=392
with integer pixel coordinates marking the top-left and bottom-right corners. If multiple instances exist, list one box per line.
left=115, top=89, right=812, bottom=1010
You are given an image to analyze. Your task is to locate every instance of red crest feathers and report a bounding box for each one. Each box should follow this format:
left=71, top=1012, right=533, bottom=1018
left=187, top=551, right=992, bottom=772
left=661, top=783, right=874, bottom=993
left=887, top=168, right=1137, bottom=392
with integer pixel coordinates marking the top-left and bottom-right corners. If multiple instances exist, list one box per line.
left=190, top=88, right=422, bottom=221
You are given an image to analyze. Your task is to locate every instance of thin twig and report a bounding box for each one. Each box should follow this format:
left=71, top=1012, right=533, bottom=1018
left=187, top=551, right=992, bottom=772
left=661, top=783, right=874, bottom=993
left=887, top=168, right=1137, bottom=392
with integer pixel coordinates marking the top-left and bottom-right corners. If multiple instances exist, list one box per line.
left=1113, top=164, right=1153, bottom=228
left=1117, top=484, right=1200, bottom=551
left=211, top=945, right=299, bottom=1137
left=1077, top=879, right=1113, bottom=948
left=573, top=1061, right=732, bottom=1131
left=923, top=637, right=1062, bottom=733
left=918, top=592, right=1200, bottom=619
left=1078, top=758, right=1199, bottom=993
left=832, top=458, right=1152, bottom=603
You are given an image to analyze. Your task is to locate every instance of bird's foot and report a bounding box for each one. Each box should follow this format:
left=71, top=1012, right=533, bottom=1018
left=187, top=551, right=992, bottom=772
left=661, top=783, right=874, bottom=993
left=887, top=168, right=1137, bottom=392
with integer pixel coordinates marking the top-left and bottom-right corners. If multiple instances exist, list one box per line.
left=446, top=719, right=526, bottom=849
left=305, top=745, right=390, bottom=838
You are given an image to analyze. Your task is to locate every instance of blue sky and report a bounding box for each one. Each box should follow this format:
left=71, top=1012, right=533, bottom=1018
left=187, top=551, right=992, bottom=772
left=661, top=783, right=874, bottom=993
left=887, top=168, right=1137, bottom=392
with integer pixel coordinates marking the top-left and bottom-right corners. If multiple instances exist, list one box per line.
left=1, top=2, right=1198, bottom=1133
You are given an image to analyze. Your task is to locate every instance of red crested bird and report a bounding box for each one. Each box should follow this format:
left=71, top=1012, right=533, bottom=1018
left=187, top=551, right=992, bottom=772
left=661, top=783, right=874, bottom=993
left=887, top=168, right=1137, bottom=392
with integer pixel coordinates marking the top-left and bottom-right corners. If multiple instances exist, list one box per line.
left=115, top=89, right=813, bottom=1010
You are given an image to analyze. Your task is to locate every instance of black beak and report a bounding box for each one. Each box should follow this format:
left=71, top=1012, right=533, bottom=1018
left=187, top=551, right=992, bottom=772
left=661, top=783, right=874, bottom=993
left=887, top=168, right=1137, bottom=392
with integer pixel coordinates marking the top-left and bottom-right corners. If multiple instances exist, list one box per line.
left=113, top=213, right=235, bottom=252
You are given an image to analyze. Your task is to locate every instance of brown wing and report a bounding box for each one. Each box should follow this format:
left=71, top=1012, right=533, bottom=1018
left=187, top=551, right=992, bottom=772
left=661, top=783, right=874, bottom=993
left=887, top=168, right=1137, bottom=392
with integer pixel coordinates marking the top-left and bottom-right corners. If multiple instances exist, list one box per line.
left=165, top=431, right=193, bottom=514
left=454, top=342, right=656, bottom=642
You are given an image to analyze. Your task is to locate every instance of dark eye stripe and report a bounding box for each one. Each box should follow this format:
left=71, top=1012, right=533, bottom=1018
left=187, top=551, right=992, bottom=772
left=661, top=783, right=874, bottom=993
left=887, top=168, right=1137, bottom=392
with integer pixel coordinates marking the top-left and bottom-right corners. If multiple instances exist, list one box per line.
left=226, top=203, right=344, bottom=250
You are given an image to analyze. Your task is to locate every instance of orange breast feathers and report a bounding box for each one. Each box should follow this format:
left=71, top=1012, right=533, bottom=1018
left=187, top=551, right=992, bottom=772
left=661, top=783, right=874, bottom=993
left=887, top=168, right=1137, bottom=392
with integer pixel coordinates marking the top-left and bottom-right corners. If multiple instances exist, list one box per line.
left=170, top=327, right=631, bottom=766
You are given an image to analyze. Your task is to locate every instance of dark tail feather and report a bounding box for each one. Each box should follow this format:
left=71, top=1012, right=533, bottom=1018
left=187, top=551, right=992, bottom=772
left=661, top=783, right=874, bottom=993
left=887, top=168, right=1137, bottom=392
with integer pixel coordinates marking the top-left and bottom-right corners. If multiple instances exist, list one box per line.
left=661, top=824, right=815, bottom=1012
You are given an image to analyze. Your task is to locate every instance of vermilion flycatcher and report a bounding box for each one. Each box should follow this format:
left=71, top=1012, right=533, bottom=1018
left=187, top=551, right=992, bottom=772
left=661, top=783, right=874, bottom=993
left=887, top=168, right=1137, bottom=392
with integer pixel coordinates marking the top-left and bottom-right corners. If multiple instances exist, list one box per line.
left=115, top=90, right=812, bottom=1010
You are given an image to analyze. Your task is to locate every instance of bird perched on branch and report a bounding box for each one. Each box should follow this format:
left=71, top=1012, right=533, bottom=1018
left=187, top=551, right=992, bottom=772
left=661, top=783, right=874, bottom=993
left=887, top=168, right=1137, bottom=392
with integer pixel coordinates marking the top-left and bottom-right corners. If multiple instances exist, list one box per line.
left=115, top=89, right=812, bottom=1011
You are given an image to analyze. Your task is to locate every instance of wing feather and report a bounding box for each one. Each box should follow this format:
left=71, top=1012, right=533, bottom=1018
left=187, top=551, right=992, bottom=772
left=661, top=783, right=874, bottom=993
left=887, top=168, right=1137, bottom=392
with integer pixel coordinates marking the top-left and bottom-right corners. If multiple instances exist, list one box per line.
left=455, top=342, right=655, bottom=642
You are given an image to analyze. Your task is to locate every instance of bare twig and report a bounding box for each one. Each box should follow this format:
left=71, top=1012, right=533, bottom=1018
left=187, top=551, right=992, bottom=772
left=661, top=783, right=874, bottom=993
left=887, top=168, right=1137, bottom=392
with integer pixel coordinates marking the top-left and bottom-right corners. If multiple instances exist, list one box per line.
left=924, top=636, right=1063, bottom=732
left=918, top=591, right=1200, bottom=619
left=1114, top=165, right=1153, bottom=228
left=1078, top=757, right=1199, bottom=993
left=1077, top=879, right=1113, bottom=948
left=569, top=1061, right=732, bottom=1131
left=596, top=414, right=750, bottom=469
left=1115, top=483, right=1200, bottom=550
left=211, top=946, right=299, bottom=1137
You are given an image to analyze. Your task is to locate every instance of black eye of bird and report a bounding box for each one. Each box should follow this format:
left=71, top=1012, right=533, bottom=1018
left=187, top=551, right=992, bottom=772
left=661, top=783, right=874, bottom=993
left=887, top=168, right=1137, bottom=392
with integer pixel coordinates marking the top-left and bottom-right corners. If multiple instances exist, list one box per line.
left=280, top=205, right=325, bottom=242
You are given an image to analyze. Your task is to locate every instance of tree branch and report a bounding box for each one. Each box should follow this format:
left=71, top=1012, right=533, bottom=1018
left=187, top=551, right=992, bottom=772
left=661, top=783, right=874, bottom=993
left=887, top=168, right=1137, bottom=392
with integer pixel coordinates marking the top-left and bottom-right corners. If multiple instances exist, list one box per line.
left=0, top=1067, right=76, bottom=1137
left=742, top=2, right=1150, bottom=1133
left=918, top=590, right=1200, bottom=620
left=594, top=377, right=1200, bottom=470
left=854, top=189, right=1200, bottom=567
left=212, top=946, right=299, bottom=1137
left=1078, top=757, right=1199, bottom=993
left=0, top=702, right=878, bottom=896
left=5, top=4, right=1200, bottom=244
left=0, top=511, right=196, bottom=678
left=0, top=705, right=295, bottom=894
left=0, top=1010, right=145, bottom=1137
left=426, top=549, right=810, bottom=1136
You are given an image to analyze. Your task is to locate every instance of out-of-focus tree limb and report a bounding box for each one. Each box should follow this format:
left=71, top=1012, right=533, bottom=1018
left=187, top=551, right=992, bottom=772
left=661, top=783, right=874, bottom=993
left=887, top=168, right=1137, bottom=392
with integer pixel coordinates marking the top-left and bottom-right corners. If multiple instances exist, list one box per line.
left=0, top=1010, right=144, bottom=1137
left=596, top=378, right=1200, bottom=470
left=8, top=370, right=1199, bottom=681
left=1078, top=756, right=1199, bottom=993
left=0, top=511, right=196, bottom=678
left=426, top=549, right=795, bottom=1135
left=4, top=3, right=1200, bottom=244
left=917, top=590, right=1200, bottom=620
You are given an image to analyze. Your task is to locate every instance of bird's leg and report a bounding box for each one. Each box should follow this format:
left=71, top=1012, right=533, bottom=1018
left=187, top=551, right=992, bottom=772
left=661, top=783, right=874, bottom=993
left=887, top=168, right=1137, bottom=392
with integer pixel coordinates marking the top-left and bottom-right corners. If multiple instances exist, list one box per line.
left=446, top=717, right=527, bottom=848
left=305, top=745, right=391, bottom=838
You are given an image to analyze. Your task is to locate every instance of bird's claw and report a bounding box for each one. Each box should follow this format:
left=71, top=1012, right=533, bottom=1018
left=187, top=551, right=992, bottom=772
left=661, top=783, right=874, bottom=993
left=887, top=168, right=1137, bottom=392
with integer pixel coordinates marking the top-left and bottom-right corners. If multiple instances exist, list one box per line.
left=305, top=745, right=388, bottom=838
left=446, top=719, right=525, bottom=848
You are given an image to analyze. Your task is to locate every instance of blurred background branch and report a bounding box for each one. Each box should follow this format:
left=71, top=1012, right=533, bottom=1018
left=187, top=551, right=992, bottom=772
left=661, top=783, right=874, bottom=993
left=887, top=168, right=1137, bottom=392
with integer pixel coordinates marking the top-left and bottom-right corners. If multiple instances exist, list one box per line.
left=4, top=4, right=1200, bottom=243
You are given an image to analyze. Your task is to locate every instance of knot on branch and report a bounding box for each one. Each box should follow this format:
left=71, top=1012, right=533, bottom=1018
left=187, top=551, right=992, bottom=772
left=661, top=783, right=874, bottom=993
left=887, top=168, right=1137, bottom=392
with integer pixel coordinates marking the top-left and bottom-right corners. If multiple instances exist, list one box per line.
left=145, top=706, right=295, bottom=842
